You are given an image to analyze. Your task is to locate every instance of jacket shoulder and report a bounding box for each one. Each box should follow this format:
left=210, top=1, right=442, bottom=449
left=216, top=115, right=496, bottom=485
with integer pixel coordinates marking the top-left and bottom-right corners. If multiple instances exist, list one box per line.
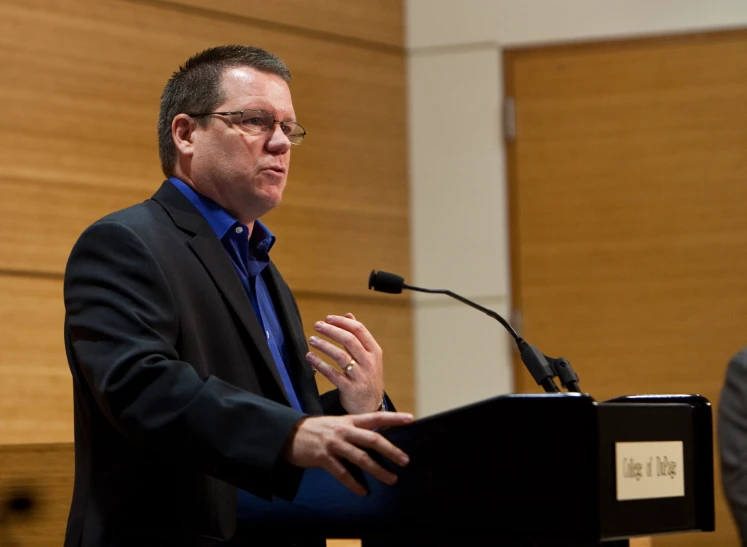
left=93, top=199, right=166, bottom=233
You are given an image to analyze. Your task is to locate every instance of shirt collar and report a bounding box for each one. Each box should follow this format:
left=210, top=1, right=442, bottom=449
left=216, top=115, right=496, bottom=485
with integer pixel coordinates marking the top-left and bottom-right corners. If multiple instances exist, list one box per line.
left=168, top=177, right=276, bottom=253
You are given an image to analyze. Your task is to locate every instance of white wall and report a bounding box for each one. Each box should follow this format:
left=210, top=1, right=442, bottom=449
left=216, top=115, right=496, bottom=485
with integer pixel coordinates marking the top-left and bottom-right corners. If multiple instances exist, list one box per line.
left=406, top=0, right=747, bottom=417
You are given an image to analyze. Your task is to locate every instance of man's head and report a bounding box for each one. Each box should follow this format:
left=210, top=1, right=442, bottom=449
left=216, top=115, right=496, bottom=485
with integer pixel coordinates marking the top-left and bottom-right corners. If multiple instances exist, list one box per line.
left=159, top=45, right=301, bottom=224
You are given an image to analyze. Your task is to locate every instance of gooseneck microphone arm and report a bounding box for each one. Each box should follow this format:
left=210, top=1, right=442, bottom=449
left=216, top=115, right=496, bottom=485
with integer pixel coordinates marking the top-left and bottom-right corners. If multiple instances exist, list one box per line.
left=369, top=270, right=581, bottom=394
left=404, top=283, right=521, bottom=341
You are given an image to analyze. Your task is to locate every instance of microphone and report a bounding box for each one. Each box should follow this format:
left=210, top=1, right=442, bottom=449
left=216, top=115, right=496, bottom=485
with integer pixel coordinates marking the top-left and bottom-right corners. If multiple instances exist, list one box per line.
left=367, top=270, right=406, bottom=294
left=368, top=270, right=581, bottom=394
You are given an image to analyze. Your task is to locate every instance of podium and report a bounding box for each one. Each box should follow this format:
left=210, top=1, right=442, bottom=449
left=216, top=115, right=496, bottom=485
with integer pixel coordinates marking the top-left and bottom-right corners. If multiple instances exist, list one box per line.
left=234, top=393, right=714, bottom=546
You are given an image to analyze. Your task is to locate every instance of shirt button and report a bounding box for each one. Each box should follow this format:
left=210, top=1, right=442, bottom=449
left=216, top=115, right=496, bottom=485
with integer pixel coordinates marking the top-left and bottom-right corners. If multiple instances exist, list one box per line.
left=235, top=226, right=244, bottom=234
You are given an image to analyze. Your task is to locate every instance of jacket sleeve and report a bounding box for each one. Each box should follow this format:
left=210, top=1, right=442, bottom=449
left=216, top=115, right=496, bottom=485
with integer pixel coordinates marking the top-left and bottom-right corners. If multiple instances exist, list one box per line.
left=64, top=219, right=305, bottom=500
left=719, top=348, right=747, bottom=542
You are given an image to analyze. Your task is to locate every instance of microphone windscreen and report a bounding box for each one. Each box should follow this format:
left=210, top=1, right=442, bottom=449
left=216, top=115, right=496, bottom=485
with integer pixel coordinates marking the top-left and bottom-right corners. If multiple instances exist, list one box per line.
left=368, top=270, right=405, bottom=294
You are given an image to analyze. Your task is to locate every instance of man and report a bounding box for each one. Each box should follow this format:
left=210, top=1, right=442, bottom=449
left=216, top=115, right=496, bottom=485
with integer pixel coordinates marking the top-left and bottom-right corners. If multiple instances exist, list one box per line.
left=63, top=45, right=413, bottom=547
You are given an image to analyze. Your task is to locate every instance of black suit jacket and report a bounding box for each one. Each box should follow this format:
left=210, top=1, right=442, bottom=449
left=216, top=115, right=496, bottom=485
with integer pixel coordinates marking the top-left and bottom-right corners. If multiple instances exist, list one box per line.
left=63, top=181, right=345, bottom=546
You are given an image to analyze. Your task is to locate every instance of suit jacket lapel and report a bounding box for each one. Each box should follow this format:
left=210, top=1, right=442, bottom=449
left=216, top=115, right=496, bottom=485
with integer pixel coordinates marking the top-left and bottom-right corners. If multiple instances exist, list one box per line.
left=150, top=181, right=291, bottom=406
left=263, top=263, right=324, bottom=415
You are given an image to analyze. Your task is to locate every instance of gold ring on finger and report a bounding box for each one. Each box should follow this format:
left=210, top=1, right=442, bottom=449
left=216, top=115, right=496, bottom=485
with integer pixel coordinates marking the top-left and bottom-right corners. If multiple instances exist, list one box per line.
left=344, top=359, right=356, bottom=373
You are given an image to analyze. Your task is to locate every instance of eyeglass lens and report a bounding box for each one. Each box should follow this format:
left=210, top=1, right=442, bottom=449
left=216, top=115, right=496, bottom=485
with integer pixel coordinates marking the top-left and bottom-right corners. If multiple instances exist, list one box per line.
left=238, top=110, right=304, bottom=143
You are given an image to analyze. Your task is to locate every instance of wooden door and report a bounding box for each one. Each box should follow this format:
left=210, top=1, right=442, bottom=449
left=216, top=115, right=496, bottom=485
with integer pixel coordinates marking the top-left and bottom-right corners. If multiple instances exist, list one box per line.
left=505, top=30, right=747, bottom=546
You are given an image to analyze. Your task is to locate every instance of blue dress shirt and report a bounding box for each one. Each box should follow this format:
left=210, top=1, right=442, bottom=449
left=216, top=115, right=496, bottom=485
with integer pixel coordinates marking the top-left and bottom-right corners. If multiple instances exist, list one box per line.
left=169, top=177, right=303, bottom=412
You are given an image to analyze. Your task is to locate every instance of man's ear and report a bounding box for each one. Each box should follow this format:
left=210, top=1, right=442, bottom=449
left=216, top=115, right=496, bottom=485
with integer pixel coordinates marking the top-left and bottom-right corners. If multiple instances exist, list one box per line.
left=172, top=114, right=196, bottom=158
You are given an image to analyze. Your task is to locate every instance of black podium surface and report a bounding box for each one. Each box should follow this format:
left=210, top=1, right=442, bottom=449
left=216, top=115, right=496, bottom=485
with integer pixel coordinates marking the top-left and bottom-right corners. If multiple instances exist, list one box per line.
left=235, top=393, right=714, bottom=546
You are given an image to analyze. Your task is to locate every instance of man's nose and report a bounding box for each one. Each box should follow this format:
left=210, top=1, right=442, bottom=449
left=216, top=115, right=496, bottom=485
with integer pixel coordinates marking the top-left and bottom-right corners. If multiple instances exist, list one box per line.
left=266, top=123, right=292, bottom=152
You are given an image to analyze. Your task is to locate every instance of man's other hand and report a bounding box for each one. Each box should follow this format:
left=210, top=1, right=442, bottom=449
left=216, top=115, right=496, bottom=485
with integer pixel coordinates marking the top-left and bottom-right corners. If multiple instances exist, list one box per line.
left=306, top=313, right=385, bottom=414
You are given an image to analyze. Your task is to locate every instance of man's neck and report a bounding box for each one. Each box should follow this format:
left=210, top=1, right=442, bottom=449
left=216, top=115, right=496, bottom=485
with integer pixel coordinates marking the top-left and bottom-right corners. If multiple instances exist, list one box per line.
left=170, top=173, right=257, bottom=237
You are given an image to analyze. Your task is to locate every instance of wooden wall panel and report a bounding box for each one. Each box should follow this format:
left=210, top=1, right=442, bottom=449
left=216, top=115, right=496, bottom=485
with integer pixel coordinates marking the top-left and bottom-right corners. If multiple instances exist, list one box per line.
left=266, top=205, right=409, bottom=300
left=505, top=30, right=747, bottom=546
left=0, top=176, right=409, bottom=289
left=0, top=180, right=150, bottom=275
left=0, top=0, right=409, bottom=542
left=165, top=0, right=404, bottom=47
left=0, top=0, right=409, bottom=296
left=0, top=276, right=70, bottom=444
left=0, top=444, right=74, bottom=547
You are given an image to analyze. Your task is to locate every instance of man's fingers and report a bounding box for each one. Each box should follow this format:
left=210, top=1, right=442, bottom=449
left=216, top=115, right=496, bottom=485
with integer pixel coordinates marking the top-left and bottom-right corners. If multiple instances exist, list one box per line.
left=318, top=316, right=379, bottom=354
left=314, top=320, right=363, bottom=355
left=350, top=411, right=414, bottom=430
left=306, top=352, right=347, bottom=386
left=335, top=443, right=398, bottom=486
left=344, top=426, right=411, bottom=468
left=324, top=457, right=368, bottom=496
left=308, top=336, right=353, bottom=370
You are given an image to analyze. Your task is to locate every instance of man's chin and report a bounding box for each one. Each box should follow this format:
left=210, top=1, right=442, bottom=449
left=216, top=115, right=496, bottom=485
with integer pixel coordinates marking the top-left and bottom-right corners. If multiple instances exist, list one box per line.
left=250, top=191, right=284, bottom=218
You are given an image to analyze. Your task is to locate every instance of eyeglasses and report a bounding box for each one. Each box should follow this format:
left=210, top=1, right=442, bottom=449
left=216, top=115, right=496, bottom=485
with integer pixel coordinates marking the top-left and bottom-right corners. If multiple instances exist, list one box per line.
left=187, top=109, right=307, bottom=145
